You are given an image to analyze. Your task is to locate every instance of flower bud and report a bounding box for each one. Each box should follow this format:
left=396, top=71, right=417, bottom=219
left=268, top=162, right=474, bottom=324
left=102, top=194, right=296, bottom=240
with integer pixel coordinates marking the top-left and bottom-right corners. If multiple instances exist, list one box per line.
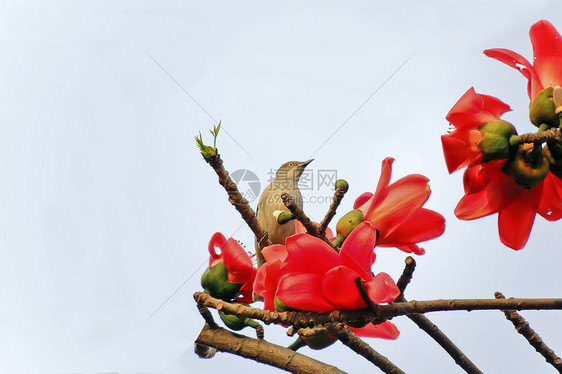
left=544, top=142, right=562, bottom=178
left=529, top=87, right=558, bottom=128
left=335, top=209, right=364, bottom=239
left=300, top=327, right=337, bottom=350
left=478, top=120, right=518, bottom=161
left=503, top=144, right=550, bottom=189
left=219, top=307, right=249, bottom=331
left=201, top=261, right=242, bottom=301
left=273, top=210, right=296, bottom=224
left=335, top=179, right=349, bottom=193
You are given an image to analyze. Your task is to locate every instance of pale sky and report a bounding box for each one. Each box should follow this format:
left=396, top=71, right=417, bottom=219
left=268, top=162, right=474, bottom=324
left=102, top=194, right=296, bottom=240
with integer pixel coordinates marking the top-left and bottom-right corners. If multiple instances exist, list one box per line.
left=1, top=1, right=561, bottom=373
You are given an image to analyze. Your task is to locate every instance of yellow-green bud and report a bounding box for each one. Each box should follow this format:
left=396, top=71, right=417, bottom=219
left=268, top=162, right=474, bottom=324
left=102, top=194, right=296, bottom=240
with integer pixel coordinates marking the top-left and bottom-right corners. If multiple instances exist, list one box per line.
left=530, top=87, right=558, bottom=128
left=335, top=179, right=349, bottom=193
left=273, top=210, right=296, bottom=224
left=336, top=209, right=364, bottom=239
left=201, top=261, right=242, bottom=301
left=219, top=309, right=249, bottom=330
left=503, top=145, right=550, bottom=189
left=478, top=120, right=518, bottom=162
left=300, top=327, right=337, bottom=350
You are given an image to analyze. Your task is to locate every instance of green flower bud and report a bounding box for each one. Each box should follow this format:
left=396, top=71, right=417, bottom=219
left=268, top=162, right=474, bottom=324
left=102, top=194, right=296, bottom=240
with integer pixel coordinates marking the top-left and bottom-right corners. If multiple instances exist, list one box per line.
left=273, top=210, right=296, bottom=224
left=544, top=142, right=562, bottom=178
left=201, top=261, right=242, bottom=301
left=334, top=179, right=349, bottom=193
left=503, top=144, right=550, bottom=189
left=478, top=120, right=518, bottom=162
left=219, top=309, right=249, bottom=331
left=300, top=327, right=337, bottom=350
left=336, top=209, right=364, bottom=239
left=529, top=87, right=558, bottom=128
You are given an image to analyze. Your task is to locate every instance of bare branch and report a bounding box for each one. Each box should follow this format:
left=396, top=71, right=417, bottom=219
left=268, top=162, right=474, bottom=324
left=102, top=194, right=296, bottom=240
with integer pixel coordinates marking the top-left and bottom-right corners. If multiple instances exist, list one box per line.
left=318, top=182, right=348, bottom=235
left=327, top=323, right=405, bottom=374
left=495, top=292, right=562, bottom=372
left=196, top=324, right=347, bottom=374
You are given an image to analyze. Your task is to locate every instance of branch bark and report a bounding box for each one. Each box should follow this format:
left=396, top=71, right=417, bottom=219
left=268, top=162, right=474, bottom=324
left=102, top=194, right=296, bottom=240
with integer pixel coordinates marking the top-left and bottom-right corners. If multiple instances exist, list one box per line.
left=195, top=324, right=347, bottom=374
left=495, top=292, right=562, bottom=372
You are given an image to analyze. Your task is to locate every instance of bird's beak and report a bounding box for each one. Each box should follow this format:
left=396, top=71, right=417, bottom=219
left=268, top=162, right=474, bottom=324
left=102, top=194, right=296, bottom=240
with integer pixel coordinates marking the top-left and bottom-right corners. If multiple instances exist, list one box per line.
left=298, top=159, right=314, bottom=167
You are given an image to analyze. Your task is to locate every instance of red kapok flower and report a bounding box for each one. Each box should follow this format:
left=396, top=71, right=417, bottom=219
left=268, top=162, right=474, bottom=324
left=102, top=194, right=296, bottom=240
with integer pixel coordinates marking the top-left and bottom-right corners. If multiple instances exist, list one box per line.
left=441, top=88, right=512, bottom=174
left=253, top=221, right=400, bottom=339
left=484, top=20, right=562, bottom=100
left=455, top=159, right=562, bottom=250
left=353, top=158, right=446, bottom=255
left=205, top=232, right=257, bottom=303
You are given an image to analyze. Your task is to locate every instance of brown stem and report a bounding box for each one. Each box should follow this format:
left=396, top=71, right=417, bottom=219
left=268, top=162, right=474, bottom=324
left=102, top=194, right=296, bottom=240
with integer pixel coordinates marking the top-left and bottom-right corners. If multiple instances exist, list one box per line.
left=327, top=323, right=405, bottom=374
left=318, top=185, right=347, bottom=235
left=195, top=324, right=347, bottom=374
left=194, top=292, right=562, bottom=328
left=396, top=256, right=416, bottom=296
left=197, top=302, right=219, bottom=330
left=355, top=277, right=380, bottom=313
left=516, top=127, right=561, bottom=144
left=281, top=192, right=337, bottom=250
left=205, top=154, right=272, bottom=264
left=495, top=292, right=562, bottom=372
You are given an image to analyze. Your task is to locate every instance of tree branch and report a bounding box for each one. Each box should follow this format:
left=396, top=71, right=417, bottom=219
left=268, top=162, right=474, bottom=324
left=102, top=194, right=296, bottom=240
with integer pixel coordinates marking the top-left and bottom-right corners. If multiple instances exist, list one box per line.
left=495, top=292, right=562, bottom=372
left=203, top=153, right=272, bottom=263
left=318, top=182, right=348, bottom=235
left=194, top=292, right=562, bottom=330
left=281, top=192, right=336, bottom=249
left=394, top=257, right=482, bottom=373
left=327, top=323, right=405, bottom=374
left=195, top=324, right=347, bottom=374
left=514, top=127, right=561, bottom=144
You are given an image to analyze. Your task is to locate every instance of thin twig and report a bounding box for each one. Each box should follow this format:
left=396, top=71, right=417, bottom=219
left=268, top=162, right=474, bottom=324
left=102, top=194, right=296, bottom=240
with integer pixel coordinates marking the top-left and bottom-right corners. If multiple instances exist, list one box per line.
left=327, top=323, right=406, bottom=374
left=281, top=192, right=336, bottom=249
left=495, top=292, right=562, bottom=372
left=204, top=153, right=272, bottom=264
left=355, top=277, right=380, bottom=313
left=196, top=324, right=347, bottom=374
left=197, top=302, right=219, bottom=329
left=396, top=256, right=416, bottom=295
left=194, top=292, right=562, bottom=329
left=318, top=183, right=348, bottom=235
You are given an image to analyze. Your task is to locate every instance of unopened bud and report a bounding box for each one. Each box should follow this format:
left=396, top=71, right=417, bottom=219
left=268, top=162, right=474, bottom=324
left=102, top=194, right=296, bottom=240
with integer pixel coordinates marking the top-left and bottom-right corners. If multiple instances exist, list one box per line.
left=544, top=142, right=562, bottom=178
left=273, top=210, right=296, bottom=224
left=336, top=209, right=364, bottom=239
left=530, top=87, right=558, bottom=128
left=300, top=327, right=337, bottom=350
left=335, top=179, right=349, bottom=193
left=219, top=307, right=249, bottom=331
left=201, top=262, right=243, bottom=301
left=503, top=144, right=550, bottom=189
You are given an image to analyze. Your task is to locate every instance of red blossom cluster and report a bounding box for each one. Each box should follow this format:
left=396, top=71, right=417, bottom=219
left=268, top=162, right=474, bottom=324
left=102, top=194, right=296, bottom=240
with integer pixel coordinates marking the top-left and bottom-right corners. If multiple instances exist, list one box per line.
left=442, top=20, right=562, bottom=250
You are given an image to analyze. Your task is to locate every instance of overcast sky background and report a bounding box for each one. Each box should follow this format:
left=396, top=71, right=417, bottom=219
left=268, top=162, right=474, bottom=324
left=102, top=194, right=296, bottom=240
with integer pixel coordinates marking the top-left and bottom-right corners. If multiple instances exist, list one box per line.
left=1, top=1, right=561, bottom=373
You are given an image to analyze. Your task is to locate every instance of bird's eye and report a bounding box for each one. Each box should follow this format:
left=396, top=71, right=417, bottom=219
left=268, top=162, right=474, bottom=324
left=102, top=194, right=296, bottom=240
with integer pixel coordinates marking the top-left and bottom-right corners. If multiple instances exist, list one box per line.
left=288, top=162, right=294, bottom=166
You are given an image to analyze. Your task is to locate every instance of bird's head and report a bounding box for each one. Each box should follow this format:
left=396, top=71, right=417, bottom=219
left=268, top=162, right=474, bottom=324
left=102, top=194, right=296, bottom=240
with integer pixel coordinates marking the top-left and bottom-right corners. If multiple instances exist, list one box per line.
left=275, top=159, right=314, bottom=182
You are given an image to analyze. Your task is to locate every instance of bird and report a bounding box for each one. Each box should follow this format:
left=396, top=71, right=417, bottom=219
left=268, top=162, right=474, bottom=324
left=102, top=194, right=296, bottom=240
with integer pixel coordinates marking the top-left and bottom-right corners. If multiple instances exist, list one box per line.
left=255, top=159, right=313, bottom=266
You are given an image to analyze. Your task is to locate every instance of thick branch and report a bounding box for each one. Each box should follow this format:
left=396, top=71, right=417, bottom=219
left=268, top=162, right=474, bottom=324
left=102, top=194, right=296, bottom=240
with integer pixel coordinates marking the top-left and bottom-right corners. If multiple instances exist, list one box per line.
left=327, top=323, right=405, bottom=374
left=495, top=292, right=562, bottom=372
left=195, top=292, right=562, bottom=329
left=196, top=324, right=347, bottom=374
left=281, top=192, right=336, bottom=249
left=318, top=184, right=348, bottom=235
left=205, top=154, right=272, bottom=260
left=515, top=127, right=561, bottom=144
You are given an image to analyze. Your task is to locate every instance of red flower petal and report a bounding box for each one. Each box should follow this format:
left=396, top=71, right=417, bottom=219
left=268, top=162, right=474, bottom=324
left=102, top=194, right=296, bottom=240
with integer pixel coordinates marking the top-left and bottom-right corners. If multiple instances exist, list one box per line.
left=340, top=222, right=378, bottom=280
left=284, top=234, right=341, bottom=274
left=276, top=273, right=335, bottom=312
left=484, top=48, right=542, bottom=98
left=366, top=273, right=400, bottom=303
left=223, top=238, right=254, bottom=284
left=321, top=266, right=366, bottom=309
left=446, top=88, right=511, bottom=127
left=378, top=208, right=445, bottom=247
left=354, top=192, right=374, bottom=210
left=237, top=268, right=257, bottom=303
left=262, top=244, right=288, bottom=262
left=372, top=157, right=395, bottom=205
left=349, top=321, right=400, bottom=340
left=208, top=232, right=227, bottom=266
left=538, top=173, right=562, bottom=221
left=498, top=184, right=542, bottom=250
left=441, top=135, right=472, bottom=174
left=396, top=244, right=425, bottom=255
left=530, top=20, right=562, bottom=92
left=253, top=259, right=283, bottom=311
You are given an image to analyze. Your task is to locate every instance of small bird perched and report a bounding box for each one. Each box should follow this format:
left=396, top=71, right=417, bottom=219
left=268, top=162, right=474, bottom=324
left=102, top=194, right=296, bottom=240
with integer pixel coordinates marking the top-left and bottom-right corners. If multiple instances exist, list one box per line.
left=255, top=159, right=313, bottom=266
